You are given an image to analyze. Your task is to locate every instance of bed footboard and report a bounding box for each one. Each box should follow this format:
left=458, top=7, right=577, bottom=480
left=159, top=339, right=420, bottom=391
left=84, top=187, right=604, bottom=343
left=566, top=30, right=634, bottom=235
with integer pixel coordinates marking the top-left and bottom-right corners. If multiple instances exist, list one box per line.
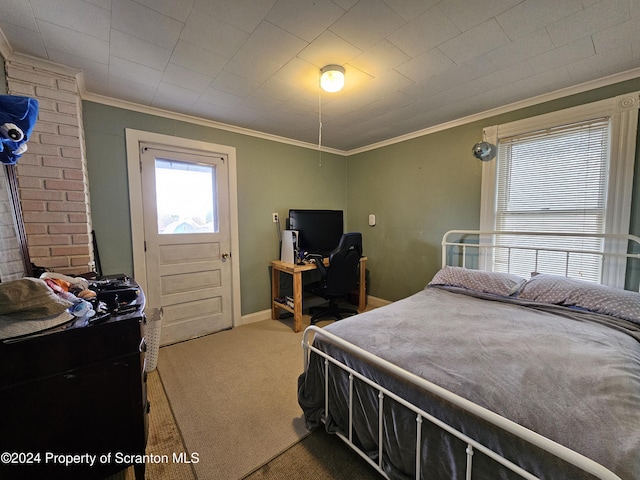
left=301, top=326, right=622, bottom=480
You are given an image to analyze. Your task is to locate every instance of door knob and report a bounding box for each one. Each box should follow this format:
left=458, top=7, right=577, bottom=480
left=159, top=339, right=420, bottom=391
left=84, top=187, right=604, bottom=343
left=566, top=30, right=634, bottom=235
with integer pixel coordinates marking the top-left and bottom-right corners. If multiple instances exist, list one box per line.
left=221, top=253, right=231, bottom=259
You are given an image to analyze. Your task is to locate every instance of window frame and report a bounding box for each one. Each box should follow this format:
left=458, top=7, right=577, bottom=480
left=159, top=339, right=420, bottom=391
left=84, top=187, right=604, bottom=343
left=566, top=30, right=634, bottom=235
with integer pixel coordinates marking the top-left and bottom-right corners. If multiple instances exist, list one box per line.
left=480, top=92, right=640, bottom=288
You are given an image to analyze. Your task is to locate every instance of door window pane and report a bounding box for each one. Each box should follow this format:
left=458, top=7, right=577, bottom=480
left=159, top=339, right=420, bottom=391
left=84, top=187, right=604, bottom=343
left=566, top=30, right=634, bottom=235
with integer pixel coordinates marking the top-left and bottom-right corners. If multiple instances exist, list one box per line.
left=155, top=159, right=217, bottom=234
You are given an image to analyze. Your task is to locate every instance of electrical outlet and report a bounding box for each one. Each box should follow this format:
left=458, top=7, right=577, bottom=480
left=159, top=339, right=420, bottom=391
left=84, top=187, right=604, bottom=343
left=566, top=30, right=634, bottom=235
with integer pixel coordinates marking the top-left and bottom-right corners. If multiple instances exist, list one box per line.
left=272, top=212, right=279, bottom=223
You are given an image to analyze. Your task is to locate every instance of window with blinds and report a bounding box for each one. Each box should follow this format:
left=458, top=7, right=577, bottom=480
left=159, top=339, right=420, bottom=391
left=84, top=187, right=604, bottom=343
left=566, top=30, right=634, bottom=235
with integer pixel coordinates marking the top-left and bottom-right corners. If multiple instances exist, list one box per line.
left=493, top=118, right=610, bottom=280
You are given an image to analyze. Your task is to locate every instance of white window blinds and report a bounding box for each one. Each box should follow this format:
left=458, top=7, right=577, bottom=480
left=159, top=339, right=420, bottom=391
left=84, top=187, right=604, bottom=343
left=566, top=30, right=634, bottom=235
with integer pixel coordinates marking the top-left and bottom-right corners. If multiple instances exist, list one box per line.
left=493, top=118, right=610, bottom=281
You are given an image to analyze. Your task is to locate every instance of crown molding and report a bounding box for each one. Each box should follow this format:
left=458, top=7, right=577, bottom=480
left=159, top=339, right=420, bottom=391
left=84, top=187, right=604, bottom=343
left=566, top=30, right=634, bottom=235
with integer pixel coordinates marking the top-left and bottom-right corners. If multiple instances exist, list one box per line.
left=345, top=66, right=640, bottom=156
left=81, top=91, right=346, bottom=156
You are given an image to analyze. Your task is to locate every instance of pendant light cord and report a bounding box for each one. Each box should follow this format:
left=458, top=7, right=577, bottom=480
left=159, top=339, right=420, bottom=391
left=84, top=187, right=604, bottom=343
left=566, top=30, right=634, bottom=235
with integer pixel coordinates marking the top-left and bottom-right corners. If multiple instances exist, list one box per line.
left=318, top=89, right=322, bottom=167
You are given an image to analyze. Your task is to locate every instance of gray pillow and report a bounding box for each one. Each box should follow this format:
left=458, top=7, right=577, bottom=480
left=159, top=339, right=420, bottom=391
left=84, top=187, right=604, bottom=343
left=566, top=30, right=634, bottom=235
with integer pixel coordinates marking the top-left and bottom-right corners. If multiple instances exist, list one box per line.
left=429, top=266, right=526, bottom=297
left=519, top=274, right=640, bottom=324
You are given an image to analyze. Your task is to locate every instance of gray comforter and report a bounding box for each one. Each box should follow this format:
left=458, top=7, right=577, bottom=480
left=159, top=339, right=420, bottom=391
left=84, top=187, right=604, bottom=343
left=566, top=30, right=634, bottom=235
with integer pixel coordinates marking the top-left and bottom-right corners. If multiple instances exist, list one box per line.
left=298, top=286, right=640, bottom=479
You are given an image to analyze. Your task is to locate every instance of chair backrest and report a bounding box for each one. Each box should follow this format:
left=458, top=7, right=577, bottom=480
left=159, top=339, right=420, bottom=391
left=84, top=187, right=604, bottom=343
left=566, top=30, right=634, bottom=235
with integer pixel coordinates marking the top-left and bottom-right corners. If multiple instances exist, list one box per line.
left=325, top=233, right=363, bottom=296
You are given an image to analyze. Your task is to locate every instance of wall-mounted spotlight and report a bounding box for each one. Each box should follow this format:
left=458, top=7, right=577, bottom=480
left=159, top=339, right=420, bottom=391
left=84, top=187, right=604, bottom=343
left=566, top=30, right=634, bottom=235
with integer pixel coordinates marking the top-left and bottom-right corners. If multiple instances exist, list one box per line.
left=471, top=141, right=496, bottom=161
left=320, top=65, right=345, bottom=93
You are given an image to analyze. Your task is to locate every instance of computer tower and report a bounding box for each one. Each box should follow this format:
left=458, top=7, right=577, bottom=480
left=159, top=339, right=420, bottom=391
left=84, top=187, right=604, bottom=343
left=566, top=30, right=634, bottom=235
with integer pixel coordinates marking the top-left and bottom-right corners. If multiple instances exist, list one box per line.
left=280, top=230, right=298, bottom=264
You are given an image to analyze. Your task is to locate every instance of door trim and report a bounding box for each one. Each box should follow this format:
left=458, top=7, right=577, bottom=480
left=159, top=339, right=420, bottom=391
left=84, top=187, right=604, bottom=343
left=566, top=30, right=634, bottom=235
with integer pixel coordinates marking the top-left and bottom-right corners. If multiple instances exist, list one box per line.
left=125, top=129, right=241, bottom=327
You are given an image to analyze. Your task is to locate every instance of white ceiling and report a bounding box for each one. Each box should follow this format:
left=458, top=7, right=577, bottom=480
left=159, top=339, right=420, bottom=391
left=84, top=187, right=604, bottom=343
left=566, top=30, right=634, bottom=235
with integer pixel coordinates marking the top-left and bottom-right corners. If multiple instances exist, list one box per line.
left=1, top=0, right=639, bottom=152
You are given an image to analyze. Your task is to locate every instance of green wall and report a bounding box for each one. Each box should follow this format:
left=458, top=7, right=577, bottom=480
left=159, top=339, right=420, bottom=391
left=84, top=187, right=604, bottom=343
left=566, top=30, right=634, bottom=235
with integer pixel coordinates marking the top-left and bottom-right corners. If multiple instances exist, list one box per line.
left=347, top=77, right=640, bottom=301
left=83, top=77, right=640, bottom=314
left=82, top=102, right=346, bottom=315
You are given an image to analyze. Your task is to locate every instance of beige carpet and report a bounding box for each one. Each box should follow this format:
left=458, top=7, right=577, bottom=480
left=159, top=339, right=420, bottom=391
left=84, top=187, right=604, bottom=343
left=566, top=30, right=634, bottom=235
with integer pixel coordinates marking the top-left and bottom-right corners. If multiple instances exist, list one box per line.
left=156, top=319, right=311, bottom=480
left=243, top=428, right=380, bottom=480
left=115, top=369, right=196, bottom=480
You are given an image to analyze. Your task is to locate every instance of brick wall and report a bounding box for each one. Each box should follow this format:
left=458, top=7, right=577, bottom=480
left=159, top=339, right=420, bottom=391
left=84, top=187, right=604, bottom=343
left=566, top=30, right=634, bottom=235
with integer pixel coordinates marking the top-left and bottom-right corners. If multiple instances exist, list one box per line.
left=0, top=167, right=25, bottom=280
left=5, top=58, right=93, bottom=275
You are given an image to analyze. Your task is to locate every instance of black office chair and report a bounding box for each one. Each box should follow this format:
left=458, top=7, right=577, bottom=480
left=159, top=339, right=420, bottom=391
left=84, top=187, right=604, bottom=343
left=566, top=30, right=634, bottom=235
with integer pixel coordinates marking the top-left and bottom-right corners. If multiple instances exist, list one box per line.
left=305, top=232, right=363, bottom=325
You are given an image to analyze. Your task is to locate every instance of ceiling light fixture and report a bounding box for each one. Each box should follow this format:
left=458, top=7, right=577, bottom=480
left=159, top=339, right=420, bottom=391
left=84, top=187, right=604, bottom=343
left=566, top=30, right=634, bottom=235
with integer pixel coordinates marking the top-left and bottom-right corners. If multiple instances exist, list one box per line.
left=320, top=65, right=345, bottom=93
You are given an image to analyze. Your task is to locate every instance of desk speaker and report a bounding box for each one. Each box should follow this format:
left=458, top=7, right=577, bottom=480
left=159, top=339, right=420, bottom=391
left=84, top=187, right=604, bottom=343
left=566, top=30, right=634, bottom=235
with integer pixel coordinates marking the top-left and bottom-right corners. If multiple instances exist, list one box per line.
left=280, top=230, right=298, bottom=264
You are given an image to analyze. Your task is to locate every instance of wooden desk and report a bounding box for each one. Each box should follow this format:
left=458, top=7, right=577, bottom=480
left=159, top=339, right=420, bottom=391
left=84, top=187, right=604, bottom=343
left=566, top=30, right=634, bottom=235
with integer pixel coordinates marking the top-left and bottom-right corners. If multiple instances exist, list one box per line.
left=270, top=257, right=368, bottom=332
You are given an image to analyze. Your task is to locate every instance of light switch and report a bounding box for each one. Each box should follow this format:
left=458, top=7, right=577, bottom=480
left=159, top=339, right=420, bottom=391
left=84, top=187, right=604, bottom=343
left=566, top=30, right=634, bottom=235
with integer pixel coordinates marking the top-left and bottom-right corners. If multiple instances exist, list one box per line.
left=368, top=214, right=376, bottom=226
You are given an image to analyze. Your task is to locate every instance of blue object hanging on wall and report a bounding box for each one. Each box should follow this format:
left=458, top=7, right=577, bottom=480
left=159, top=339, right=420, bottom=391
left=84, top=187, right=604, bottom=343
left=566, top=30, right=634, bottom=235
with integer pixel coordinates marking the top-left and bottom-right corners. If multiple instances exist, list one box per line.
left=0, top=95, right=39, bottom=165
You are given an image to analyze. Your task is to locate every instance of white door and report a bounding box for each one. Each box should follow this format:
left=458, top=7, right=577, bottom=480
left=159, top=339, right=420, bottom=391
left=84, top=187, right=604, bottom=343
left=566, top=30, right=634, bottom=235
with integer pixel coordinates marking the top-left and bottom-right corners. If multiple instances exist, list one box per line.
left=140, top=145, right=232, bottom=345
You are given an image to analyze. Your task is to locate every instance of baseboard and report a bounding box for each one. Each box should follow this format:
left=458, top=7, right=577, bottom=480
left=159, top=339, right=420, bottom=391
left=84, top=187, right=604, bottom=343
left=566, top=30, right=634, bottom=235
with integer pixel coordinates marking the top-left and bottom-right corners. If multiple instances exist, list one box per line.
left=237, top=295, right=392, bottom=328
left=367, top=295, right=392, bottom=308
left=236, top=309, right=272, bottom=327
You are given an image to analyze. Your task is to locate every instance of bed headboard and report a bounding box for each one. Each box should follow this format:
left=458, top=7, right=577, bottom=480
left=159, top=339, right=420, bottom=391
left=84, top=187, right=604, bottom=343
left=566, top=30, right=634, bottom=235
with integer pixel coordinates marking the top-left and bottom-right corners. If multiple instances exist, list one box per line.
left=441, top=230, right=640, bottom=291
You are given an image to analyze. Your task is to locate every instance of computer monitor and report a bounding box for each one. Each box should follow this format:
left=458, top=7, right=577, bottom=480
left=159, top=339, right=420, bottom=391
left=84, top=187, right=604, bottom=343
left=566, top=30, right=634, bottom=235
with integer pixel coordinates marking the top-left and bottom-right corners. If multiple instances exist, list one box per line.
left=288, top=209, right=343, bottom=257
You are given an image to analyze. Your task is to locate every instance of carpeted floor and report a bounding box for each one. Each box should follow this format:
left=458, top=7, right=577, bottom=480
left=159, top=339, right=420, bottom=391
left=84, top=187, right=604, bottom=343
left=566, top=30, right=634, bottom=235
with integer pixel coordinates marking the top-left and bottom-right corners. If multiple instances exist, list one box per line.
left=156, top=319, right=311, bottom=479
left=116, top=369, right=196, bottom=480
left=120, top=314, right=380, bottom=480
left=243, top=428, right=380, bottom=480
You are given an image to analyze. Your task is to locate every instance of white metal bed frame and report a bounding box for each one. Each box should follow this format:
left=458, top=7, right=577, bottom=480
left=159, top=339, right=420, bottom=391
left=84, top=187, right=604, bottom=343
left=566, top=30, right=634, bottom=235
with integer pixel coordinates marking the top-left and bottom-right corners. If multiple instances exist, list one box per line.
left=302, top=230, right=640, bottom=480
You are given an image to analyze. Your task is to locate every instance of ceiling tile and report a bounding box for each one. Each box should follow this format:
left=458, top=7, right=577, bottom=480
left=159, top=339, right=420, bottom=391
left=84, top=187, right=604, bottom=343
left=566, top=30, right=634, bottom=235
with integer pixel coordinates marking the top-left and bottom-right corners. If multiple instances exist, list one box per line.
left=527, top=37, right=595, bottom=74
left=38, top=20, right=110, bottom=64
left=180, top=9, right=248, bottom=58
left=566, top=43, right=635, bottom=82
left=104, top=76, right=157, bottom=104
left=485, top=29, right=555, bottom=69
left=331, top=0, right=358, bottom=10
left=472, top=61, right=535, bottom=92
left=47, top=48, right=109, bottom=81
left=170, top=41, right=228, bottom=78
left=154, top=81, right=202, bottom=105
left=255, top=76, right=304, bottom=103
left=193, top=0, right=276, bottom=33
left=395, top=48, right=456, bottom=83
left=108, top=55, right=163, bottom=88
left=496, top=0, right=582, bottom=40
left=297, top=30, right=362, bottom=67
left=352, top=40, right=411, bottom=77
left=132, top=0, right=195, bottom=22
left=110, top=30, right=173, bottom=71
left=329, top=0, right=406, bottom=50
left=401, top=56, right=496, bottom=100
left=161, top=64, right=213, bottom=93
left=272, top=57, right=319, bottom=91
left=493, top=66, right=573, bottom=102
left=0, top=0, right=39, bottom=31
left=438, top=18, right=511, bottom=64
left=437, top=0, right=522, bottom=31
left=111, top=0, right=183, bottom=50
left=30, top=0, right=110, bottom=40
left=241, top=22, right=307, bottom=67
left=382, top=0, right=437, bottom=21
left=341, top=70, right=412, bottom=108
left=223, top=52, right=283, bottom=87
left=84, top=0, right=111, bottom=7
left=199, top=88, right=245, bottom=109
left=387, top=5, right=460, bottom=57
left=592, top=15, right=640, bottom=54
left=0, top=22, right=46, bottom=58
left=210, top=70, right=263, bottom=97
left=546, top=0, right=630, bottom=47
left=266, top=0, right=345, bottom=42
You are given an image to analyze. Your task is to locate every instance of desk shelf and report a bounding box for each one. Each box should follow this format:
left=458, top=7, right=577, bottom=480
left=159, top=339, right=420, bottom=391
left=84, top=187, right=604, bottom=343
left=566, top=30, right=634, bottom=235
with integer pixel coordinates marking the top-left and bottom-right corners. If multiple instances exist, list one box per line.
left=273, top=298, right=294, bottom=314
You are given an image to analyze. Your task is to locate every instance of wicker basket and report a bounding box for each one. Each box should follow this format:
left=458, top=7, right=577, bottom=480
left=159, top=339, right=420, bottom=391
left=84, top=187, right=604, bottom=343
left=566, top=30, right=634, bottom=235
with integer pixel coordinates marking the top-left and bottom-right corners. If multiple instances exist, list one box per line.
left=144, top=307, right=162, bottom=372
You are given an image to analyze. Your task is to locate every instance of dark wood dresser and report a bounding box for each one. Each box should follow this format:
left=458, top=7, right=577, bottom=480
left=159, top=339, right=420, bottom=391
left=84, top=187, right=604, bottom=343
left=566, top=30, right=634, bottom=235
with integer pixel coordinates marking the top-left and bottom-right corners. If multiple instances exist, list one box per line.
left=0, top=278, right=149, bottom=479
